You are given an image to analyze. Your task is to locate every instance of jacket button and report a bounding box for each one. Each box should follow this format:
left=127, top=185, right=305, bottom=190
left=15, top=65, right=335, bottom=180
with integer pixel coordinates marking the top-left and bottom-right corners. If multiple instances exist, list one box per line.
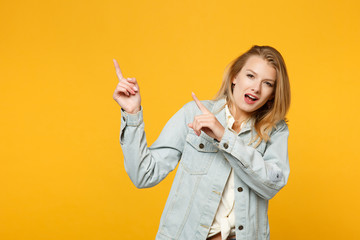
left=122, top=116, right=126, bottom=121
left=238, top=225, right=244, bottom=230
left=223, top=143, right=229, bottom=149
left=237, top=187, right=243, bottom=192
left=199, top=143, right=204, bottom=149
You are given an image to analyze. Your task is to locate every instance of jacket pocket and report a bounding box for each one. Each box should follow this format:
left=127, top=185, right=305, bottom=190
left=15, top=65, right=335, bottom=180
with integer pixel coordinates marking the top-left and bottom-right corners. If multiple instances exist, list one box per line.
left=181, top=131, right=218, bottom=175
left=239, top=132, right=266, bottom=156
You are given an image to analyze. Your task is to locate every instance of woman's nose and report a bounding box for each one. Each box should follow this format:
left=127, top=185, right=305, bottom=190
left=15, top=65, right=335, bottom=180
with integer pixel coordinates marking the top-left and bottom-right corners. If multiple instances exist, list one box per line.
left=251, top=81, right=261, bottom=93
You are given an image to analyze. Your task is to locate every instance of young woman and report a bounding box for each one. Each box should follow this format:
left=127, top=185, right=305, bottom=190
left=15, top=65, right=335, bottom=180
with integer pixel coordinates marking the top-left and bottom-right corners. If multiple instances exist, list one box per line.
left=113, top=45, right=291, bottom=240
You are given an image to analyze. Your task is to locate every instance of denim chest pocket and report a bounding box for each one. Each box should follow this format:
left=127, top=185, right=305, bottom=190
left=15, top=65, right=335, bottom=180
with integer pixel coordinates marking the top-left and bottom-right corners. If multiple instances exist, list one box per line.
left=181, top=131, right=218, bottom=175
left=241, top=133, right=266, bottom=156
left=253, top=141, right=266, bottom=156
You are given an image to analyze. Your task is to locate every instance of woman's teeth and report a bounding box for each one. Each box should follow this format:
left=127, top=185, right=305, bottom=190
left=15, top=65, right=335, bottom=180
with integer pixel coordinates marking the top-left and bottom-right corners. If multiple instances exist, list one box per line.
left=245, top=94, right=257, bottom=101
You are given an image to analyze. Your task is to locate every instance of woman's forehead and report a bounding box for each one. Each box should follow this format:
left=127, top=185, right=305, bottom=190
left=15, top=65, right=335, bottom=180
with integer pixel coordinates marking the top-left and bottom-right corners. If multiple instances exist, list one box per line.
left=243, top=56, right=276, bottom=81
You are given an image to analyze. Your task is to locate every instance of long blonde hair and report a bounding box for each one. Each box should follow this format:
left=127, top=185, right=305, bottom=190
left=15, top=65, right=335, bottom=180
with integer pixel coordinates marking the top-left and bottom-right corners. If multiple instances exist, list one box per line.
left=214, top=45, right=291, bottom=145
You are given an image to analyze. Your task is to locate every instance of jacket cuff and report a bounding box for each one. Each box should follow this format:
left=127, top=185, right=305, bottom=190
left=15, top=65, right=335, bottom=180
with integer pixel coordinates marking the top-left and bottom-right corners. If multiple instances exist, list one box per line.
left=121, top=107, right=143, bottom=127
left=218, top=127, right=249, bottom=168
left=218, top=127, right=235, bottom=151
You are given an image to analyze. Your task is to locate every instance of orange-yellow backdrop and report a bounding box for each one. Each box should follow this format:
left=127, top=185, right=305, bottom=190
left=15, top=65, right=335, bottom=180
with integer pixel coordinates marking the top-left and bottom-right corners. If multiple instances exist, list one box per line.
left=1, top=0, right=359, bottom=239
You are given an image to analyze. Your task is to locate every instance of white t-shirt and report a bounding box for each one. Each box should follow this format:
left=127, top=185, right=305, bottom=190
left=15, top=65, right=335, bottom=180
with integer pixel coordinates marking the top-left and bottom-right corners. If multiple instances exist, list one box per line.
left=207, top=105, right=244, bottom=240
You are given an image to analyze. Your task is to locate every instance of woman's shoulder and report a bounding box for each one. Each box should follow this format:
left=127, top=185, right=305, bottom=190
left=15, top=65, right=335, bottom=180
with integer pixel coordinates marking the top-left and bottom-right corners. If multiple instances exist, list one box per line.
left=271, top=119, right=289, bottom=135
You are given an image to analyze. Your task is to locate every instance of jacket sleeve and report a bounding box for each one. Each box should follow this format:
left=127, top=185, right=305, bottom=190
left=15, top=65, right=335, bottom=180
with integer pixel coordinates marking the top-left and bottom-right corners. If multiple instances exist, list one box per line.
left=217, top=121, right=290, bottom=200
left=119, top=104, right=189, bottom=188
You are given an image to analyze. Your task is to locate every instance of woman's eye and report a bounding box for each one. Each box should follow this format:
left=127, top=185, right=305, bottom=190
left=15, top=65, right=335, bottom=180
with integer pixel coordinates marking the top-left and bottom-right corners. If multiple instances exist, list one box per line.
left=265, top=82, right=273, bottom=87
left=247, top=74, right=254, bottom=79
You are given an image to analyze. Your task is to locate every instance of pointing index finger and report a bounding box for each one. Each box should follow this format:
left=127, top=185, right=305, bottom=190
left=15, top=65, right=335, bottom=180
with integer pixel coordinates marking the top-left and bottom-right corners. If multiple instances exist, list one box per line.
left=192, top=92, right=210, bottom=114
left=113, top=59, right=124, bottom=81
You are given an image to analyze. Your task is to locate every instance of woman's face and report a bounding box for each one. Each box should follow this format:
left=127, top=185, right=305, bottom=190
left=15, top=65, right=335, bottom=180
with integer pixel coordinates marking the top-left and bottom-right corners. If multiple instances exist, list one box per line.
left=231, top=55, right=276, bottom=120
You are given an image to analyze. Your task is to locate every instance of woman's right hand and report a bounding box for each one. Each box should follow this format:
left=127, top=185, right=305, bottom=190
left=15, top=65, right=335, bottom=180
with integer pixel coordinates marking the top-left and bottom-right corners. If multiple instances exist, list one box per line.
left=112, top=59, right=141, bottom=114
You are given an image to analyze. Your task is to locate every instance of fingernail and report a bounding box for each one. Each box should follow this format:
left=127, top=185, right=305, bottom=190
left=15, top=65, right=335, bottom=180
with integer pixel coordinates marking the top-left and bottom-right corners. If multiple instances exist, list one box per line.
left=133, top=87, right=138, bottom=91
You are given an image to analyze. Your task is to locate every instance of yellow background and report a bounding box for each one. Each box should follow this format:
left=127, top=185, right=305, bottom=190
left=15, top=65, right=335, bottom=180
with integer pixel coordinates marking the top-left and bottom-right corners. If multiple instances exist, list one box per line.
left=1, top=0, right=359, bottom=239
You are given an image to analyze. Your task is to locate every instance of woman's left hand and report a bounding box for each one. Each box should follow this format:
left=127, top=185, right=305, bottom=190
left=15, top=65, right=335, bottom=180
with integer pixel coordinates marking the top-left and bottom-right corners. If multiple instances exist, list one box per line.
left=188, top=92, right=225, bottom=141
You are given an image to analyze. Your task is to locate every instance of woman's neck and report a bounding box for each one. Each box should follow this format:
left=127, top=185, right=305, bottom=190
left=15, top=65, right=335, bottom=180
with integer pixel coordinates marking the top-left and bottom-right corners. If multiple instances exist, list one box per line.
left=229, top=104, right=250, bottom=133
left=229, top=105, right=250, bottom=123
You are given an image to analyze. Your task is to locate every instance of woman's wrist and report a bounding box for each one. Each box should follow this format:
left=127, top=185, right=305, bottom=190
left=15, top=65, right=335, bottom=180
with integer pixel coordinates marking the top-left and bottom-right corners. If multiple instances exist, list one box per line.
left=125, top=106, right=141, bottom=115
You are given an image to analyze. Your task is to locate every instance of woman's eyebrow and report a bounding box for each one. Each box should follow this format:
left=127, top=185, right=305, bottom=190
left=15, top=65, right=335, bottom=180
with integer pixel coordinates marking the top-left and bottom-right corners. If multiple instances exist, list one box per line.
left=245, top=69, right=257, bottom=75
left=246, top=69, right=276, bottom=82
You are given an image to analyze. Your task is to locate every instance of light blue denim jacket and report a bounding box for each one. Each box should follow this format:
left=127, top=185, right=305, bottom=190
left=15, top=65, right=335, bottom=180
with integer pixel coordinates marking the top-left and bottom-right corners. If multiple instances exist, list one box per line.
left=119, top=98, right=290, bottom=240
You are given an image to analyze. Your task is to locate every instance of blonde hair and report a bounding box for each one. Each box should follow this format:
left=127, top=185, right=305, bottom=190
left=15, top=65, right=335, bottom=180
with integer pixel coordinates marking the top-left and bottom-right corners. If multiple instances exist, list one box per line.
left=214, top=45, right=291, bottom=145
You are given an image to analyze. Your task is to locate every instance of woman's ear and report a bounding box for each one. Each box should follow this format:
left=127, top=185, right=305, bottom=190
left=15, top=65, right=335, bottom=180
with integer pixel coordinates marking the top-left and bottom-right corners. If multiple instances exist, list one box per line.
left=232, top=74, right=238, bottom=84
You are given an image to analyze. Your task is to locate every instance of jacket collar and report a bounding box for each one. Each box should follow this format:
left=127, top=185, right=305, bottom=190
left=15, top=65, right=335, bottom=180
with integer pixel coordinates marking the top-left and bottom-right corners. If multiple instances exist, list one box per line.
left=212, top=98, right=253, bottom=135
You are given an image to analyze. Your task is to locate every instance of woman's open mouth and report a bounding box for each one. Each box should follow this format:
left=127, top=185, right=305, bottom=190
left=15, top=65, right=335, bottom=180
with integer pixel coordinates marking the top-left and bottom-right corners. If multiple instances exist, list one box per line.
left=244, top=94, right=259, bottom=104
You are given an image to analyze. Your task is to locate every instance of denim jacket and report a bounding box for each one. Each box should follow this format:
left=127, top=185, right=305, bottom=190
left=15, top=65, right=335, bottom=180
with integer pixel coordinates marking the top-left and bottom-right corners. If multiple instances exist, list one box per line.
left=119, top=98, right=290, bottom=240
